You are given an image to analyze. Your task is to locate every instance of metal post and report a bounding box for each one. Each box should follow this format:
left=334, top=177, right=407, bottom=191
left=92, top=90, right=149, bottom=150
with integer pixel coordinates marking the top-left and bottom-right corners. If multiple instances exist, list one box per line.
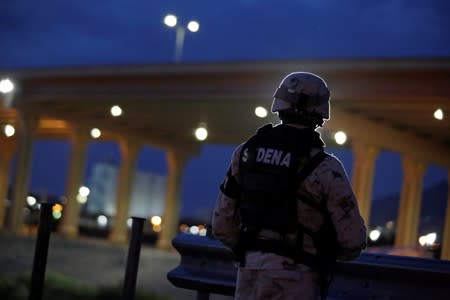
left=174, top=26, right=186, bottom=63
left=29, top=202, right=53, bottom=300
left=122, top=217, right=145, bottom=300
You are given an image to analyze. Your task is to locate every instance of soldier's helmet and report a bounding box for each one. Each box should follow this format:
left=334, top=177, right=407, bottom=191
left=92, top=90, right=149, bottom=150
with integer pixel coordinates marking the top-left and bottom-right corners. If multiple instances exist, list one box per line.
left=271, top=72, right=330, bottom=126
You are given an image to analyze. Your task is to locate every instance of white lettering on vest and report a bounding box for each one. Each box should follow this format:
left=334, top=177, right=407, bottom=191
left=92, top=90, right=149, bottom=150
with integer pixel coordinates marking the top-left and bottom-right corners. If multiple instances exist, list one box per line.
left=263, top=148, right=273, bottom=163
left=280, top=153, right=291, bottom=167
left=255, top=147, right=291, bottom=167
left=242, top=148, right=249, bottom=162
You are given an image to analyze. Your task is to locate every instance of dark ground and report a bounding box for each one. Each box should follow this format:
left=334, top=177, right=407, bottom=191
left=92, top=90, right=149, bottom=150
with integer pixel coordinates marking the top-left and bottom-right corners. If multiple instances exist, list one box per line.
left=0, top=230, right=231, bottom=300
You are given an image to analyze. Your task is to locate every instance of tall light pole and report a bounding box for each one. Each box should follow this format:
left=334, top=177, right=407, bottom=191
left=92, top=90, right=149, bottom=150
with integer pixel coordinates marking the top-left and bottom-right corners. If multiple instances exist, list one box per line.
left=0, top=78, right=15, bottom=108
left=164, top=14, right=200, bottom=63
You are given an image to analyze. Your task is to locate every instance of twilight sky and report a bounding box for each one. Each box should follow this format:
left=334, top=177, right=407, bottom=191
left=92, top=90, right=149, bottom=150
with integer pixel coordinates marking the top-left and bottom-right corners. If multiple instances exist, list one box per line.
left=1, top=0, right=449, bottom=220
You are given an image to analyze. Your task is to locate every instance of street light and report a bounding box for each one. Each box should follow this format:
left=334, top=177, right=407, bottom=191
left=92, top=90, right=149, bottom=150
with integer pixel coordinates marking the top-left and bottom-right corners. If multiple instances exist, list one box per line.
left=0, top=78, right=14, bottom=94
left=163, top=14, right=200, bottom=63
left=0, top=78, right=16, bottom=108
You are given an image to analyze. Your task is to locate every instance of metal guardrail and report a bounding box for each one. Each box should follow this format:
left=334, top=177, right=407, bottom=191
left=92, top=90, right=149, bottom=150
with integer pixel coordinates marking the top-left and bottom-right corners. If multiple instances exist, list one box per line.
left=167, top=233, right=450, bottom=300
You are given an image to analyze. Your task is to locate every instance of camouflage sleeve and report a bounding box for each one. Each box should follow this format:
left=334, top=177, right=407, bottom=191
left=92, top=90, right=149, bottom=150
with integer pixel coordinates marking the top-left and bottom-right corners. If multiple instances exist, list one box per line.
left=211, top=145, right=243, bottom=248
left=320, top=154, right=367, bottom=261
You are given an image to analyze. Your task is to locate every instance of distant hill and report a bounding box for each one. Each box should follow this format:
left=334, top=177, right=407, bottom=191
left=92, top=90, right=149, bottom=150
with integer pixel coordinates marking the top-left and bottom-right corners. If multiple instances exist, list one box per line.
left=370, top=180, right=448, bottom=241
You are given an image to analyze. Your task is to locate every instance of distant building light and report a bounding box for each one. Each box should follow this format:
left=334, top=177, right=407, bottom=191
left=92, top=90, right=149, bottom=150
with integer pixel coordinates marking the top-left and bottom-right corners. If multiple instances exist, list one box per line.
left=255, top=106, right=268, bottom=118
left=195, top=126, right=208, bottom=141
left=97, top=215, right=108, bottom=227
left=419, top=232, right=437, bottom=247
left=150, top=215, right=162, bottom=226
left=187, top=20, right=200, bottom=32
left=0, top=78, right=14, bottom=94
left=3, top=124, right=15, bottom=137
left=189, top=225, right=199, bottom=235
left=90, top=128, right=101, bottom=139
left=52, top=203, right=63, bottom=212
left=433, top=108, right=444, bottom=120
left=76, top=194, right=87, bottom=204
left=369, top=229, right=381, bottom=242
left=334, top=131, right=347, bottom=145
left=110, top=105, right=122, bottom=117
left=52, top=211, right=62, bottom=220
left=26, top=196, right=37, bottom=206
left=179, top=224, right=189, bottom=233
left=78, top=186, right=90, bottom=197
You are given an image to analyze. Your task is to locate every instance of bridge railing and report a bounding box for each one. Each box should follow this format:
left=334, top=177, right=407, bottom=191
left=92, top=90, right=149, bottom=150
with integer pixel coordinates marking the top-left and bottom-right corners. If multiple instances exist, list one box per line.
left=167, top=233, right=450, bottom=300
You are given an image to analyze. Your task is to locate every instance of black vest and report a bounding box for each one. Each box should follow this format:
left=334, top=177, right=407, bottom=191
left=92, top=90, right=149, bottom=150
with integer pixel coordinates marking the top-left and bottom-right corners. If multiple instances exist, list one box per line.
left=238, top=124, right=324, bottom=234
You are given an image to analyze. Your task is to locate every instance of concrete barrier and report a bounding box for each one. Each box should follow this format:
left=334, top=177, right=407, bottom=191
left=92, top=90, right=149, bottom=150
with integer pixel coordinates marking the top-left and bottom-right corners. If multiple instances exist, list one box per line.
left=167, top=233, right=450, bottom=300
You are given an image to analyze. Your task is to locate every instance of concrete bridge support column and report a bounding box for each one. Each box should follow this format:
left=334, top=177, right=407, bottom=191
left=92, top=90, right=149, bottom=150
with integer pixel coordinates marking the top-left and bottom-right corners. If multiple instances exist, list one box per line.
left=441, top=172, right=450, bottom=260
left=0, top=135, right=16, bottom=229
left=59, top=127, right=89, bottom=238
left=395, top=156, right=426, bottom=247
left=351, top=142, right=379, bottom=225
left=7, top=113, right=37, bottom=234
left=157, top=146, right=196, bottom=250
left=109, top=138, right=140, bottom=244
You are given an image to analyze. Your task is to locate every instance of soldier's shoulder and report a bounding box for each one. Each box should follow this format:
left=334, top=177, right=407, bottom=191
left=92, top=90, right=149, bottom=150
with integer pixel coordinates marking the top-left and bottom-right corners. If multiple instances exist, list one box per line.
left=321, top=151, right=347, bottom=171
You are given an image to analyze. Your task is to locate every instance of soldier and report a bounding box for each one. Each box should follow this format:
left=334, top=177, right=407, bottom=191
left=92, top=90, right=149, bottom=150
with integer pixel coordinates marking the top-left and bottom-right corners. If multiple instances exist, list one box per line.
left=212, top=72, right=367, bottom=300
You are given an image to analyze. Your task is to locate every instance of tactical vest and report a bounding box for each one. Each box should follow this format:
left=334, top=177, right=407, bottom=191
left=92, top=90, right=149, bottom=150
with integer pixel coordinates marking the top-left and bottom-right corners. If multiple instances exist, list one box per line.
left=238, top=124, right=323, bottom=234
left=235, top=124, right=337, bottom=299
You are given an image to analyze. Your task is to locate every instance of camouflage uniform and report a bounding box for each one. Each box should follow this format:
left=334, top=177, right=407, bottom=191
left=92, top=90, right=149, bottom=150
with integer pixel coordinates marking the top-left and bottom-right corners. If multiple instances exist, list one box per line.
left=212, top=125, right=367, bottom=300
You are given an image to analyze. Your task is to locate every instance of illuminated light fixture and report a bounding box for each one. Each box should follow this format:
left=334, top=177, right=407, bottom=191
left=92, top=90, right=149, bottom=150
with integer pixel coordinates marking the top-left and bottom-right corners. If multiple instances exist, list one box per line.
left=0, top=78, right=14, bottom=94
left=97, top=215, right=108, bottom=227
left=369, top=229, right=381, bottom=242
left=189, top=225, right=199, bottom=235
left=52, top=211, right=62, bottom=219
left=79, top=186, right=90, bottom=197
left=52, top=203, right=63, bottom=212
left=127, top=218, right=133, bottom=228
left=152, top=224, right=162, bottom=232
left=418, top=232, right=437, bottom=247
left=334, top=131, right=347, bottom=145
left=164, top=14, right=200, bottom=62
left=187, top=20, right=200, bottom=32
left=52, top=204, right=64, bottom=220
left=254, top=106, right=268, bottom=118
left=433, top=108, right=444, bottom=120
left=76, top=194, right=87, bottom=204
left=76, top=186, right=90, bottom=204
left=26, top=196, right=37, bottom=206
left=164, top=14, right=177, bottom=27
left=195, top=125, right=208, bottom=141
left=3, top=124, right=15, bottom=137
left=90, top=128, right=101, bottom=139
left=150, top=215, right=162, bottom=226
left=199, top=228, right=207, bottom=236
left=110, top=105, right=123, bottom=117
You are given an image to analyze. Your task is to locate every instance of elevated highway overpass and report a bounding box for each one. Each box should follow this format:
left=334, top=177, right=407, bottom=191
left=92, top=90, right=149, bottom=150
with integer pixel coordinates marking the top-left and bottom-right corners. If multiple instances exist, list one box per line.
left=1, top=58, right=449, bottom=258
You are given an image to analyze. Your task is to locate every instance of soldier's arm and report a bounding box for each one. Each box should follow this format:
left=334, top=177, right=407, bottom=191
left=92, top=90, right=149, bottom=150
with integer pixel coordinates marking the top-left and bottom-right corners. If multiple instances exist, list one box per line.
left=321, top=155, right=367, bottom=261
left=212, top=146, right=243, bottom=248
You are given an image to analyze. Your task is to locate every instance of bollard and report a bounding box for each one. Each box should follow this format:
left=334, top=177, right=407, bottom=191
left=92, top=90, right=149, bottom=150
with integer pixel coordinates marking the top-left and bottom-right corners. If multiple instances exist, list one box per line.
left=29, top=202, right=53, bottom=300
left=122, top=217, right=145, bottom=300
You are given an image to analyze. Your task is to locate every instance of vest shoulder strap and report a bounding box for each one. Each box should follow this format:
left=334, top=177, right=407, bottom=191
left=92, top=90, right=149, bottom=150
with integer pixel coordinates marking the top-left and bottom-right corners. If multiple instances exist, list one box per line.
left=297, top=151, right=329, bottom=185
